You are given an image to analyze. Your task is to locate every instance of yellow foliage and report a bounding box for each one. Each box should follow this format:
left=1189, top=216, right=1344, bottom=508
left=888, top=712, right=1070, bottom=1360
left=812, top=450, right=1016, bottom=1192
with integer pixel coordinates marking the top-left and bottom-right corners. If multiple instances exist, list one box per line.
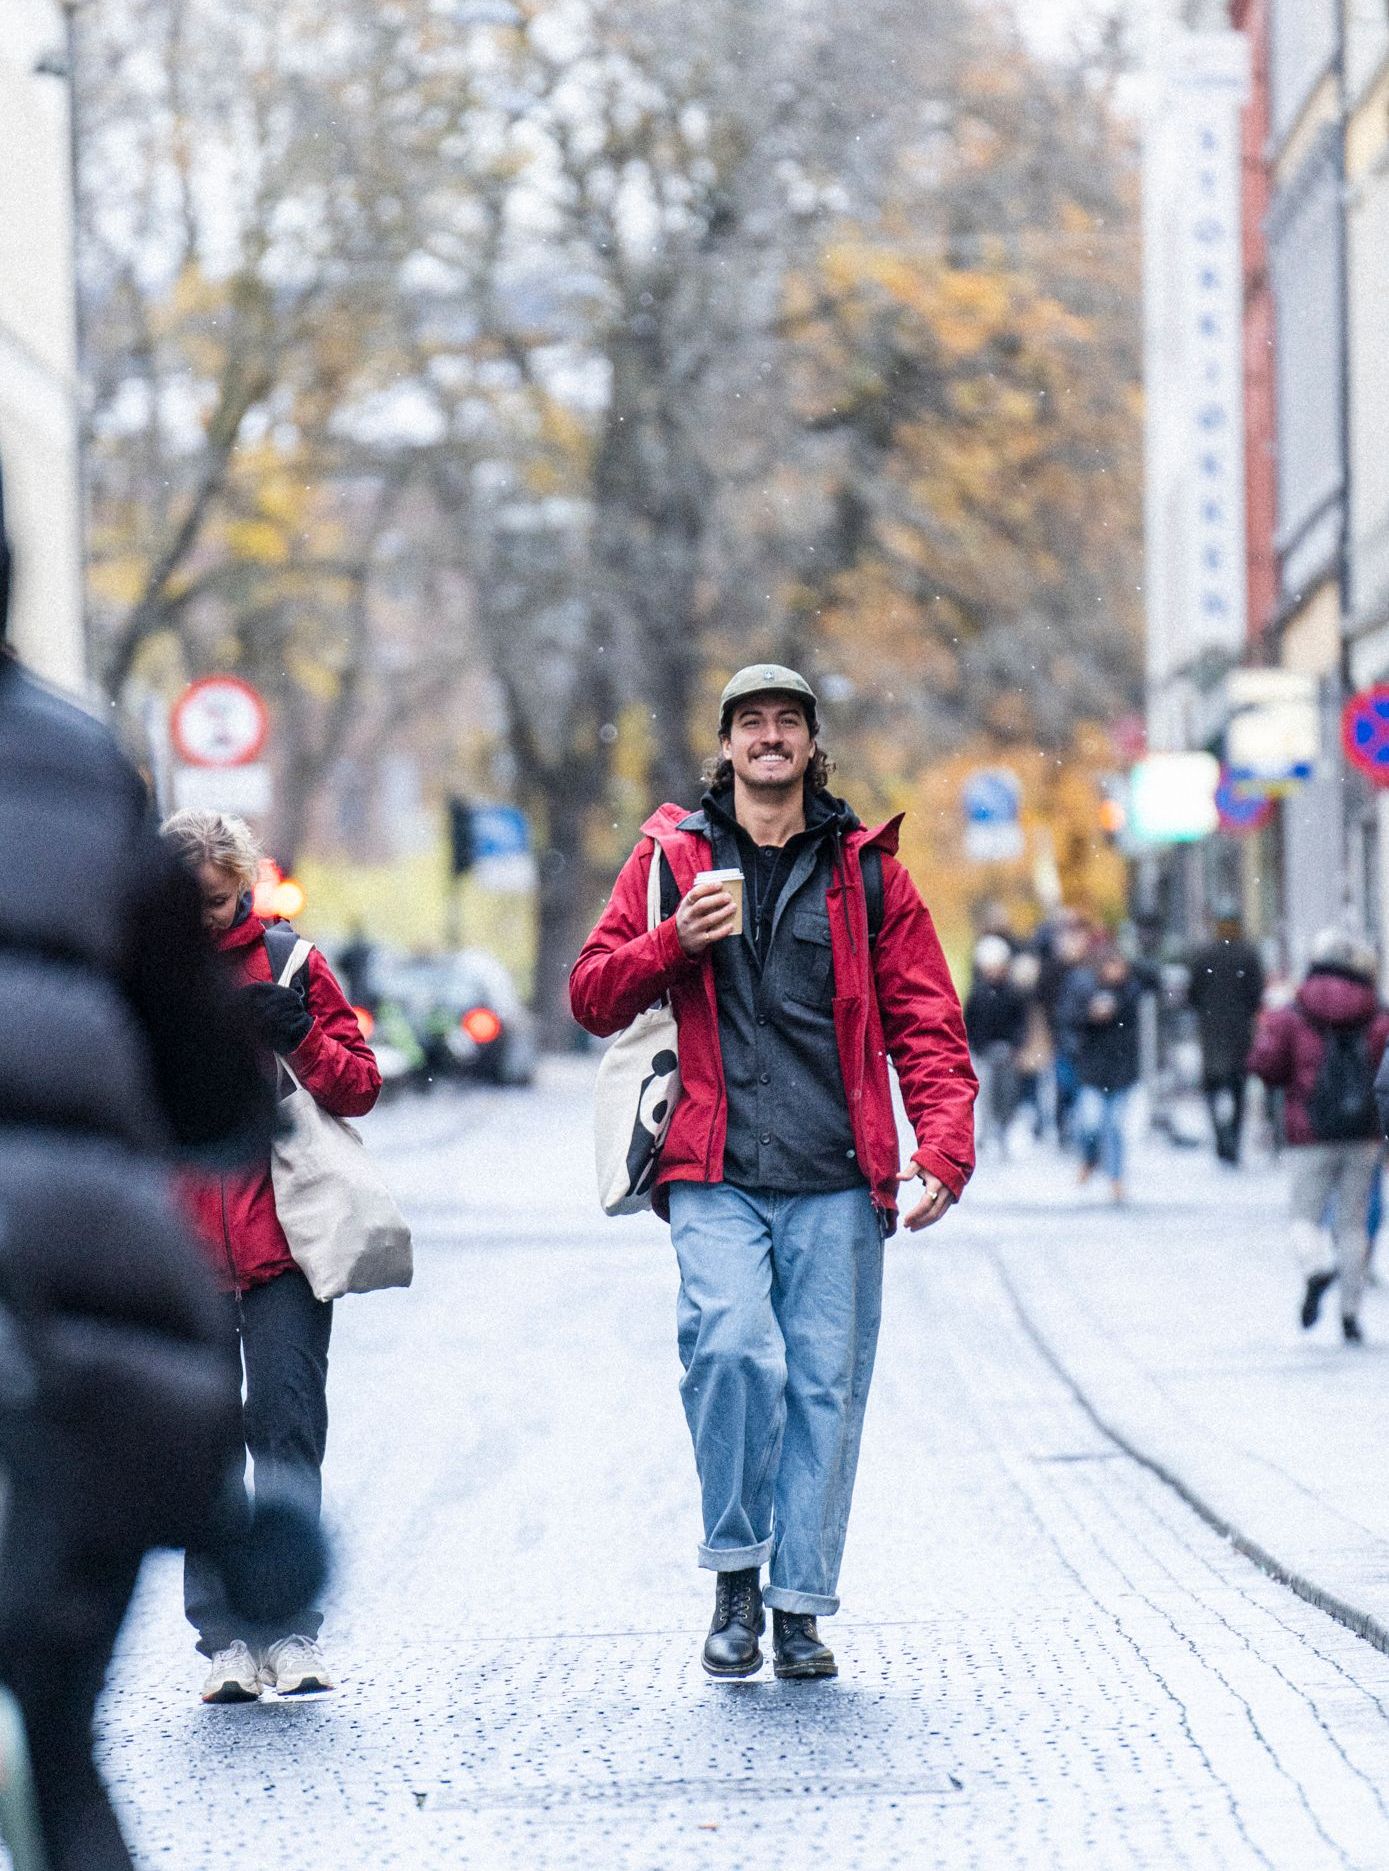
left=891, top=737, right=1129, bottom=969
left=224, top=519, right=291, bottom=564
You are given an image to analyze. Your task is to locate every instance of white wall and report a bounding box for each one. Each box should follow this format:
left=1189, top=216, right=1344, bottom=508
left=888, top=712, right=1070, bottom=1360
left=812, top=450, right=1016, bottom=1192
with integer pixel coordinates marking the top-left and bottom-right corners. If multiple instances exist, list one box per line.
left=1268, top=0, right=1338, bottom=146
left=0, top=3, right=85, bottom=692
left=1267, top=127, right=1346, bottom=605
left=1348, top=158, right=1389, bottom=647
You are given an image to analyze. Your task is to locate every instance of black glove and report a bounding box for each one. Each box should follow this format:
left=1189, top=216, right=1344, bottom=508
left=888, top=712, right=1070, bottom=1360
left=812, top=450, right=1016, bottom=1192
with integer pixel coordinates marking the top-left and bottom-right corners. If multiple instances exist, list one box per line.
left=241, top=981, right=313, bottom=1054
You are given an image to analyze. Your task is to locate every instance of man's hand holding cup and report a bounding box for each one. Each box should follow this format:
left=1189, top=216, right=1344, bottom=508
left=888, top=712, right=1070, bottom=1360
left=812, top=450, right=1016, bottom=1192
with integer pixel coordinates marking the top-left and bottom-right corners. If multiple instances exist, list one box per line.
left=676, top=870, right=744, bottom=959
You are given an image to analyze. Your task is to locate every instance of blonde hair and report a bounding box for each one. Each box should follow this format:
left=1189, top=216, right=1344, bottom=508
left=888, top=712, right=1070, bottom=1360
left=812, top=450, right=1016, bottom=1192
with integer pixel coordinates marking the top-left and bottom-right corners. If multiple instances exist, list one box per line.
left=160, top=808, right=262, bottom=892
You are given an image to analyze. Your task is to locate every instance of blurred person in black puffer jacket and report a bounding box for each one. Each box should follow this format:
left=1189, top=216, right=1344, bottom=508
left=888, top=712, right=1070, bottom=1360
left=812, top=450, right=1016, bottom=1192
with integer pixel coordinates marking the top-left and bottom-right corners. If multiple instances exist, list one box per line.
left=0, top=485, right=277, bottom=1871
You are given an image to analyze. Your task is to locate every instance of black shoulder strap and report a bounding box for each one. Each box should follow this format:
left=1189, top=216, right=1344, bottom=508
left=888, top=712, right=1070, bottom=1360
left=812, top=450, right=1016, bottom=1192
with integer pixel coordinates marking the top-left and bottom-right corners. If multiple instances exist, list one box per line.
left=655, top=845, right=680, bottom=922
left=861, top=847, right=884, bottom=945
left=261, top=921, right=310, bottom=1007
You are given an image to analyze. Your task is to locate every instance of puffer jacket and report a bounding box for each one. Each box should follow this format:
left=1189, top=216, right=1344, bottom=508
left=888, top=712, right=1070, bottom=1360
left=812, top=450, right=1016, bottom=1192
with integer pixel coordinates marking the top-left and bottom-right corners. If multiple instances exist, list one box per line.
left=1247, top=965, right=1389, bottom=1146
left=184, top=914, right=382, bottom=1291
left=0, top=650, right=269, bottom=1871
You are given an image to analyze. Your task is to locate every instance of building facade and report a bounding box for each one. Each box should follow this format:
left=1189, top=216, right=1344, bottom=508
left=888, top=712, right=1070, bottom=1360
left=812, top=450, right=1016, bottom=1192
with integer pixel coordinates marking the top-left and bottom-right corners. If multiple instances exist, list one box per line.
left=1260, top=0, right=1349, bottom=968
left=0, top=2, right=84, bottom=690
left=1145, top=0, right=1389, bottom=970
left=1341, top=2, right=1389, bottom=952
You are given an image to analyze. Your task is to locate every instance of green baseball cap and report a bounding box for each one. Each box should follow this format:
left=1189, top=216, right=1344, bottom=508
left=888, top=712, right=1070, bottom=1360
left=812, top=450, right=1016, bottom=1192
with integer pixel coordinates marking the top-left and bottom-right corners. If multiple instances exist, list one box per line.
left=718, top=663, right=819, bottom=735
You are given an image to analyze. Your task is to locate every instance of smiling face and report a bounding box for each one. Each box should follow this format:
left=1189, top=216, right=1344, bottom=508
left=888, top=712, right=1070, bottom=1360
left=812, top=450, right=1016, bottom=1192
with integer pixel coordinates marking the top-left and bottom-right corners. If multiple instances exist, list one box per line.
left=720, top=694, right=815, bottom=798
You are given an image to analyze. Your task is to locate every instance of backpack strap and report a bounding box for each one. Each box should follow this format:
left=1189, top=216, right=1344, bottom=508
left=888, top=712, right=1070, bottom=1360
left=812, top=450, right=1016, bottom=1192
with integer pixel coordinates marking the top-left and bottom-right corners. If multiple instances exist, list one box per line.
left=861, top=847, right=884, bottom=946
left=653, top=841, right=680, bottom=923
left=261, top=923, right=312, bottom=1008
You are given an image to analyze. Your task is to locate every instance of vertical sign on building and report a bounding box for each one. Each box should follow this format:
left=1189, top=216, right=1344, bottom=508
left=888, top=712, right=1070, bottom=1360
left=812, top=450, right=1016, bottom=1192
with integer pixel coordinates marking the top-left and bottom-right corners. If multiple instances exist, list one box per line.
left=1143, top=31, right=1252, bottom=750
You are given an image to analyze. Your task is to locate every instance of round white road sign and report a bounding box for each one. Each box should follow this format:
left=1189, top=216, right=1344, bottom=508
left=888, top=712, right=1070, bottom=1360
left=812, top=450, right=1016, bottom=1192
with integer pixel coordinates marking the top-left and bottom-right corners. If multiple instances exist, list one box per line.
left=170, top=676, right=269, bottom=768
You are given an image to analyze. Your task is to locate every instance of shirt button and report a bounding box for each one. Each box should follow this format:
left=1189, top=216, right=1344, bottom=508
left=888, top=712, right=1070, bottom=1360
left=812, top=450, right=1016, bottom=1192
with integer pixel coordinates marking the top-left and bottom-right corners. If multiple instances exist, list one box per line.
left=757, top=1016, right=767, bottom=1026
left=760, top=1132, right=772, bottom=1145
left=759, top=1072, right=770, bottom=1085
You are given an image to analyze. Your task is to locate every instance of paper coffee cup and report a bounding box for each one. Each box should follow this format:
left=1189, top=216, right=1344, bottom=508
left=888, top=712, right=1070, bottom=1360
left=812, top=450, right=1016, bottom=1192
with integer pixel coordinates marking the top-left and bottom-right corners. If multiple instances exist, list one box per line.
left=693, top=868, right=744, bottom=938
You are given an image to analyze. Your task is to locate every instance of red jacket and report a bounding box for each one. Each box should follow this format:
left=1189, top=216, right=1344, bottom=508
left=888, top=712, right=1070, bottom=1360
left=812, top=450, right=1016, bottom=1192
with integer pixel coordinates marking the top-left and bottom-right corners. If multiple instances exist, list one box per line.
left=184, top=913, right=382, bottom=1291
left=1247, top=967, right=1389, bottom=1146
left=570, top=804, right=977, bottom=1230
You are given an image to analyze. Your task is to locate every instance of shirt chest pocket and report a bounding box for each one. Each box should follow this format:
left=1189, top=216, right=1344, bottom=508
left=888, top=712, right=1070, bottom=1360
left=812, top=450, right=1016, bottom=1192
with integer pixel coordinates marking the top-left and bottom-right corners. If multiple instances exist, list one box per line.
left=785, top=909, right=835, bottom=1008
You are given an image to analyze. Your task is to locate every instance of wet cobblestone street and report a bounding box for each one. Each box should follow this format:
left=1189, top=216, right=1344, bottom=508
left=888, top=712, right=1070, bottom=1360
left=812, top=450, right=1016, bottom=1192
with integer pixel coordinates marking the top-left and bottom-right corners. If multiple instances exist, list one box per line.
left=96, top=1068, right=1389, bottom=1869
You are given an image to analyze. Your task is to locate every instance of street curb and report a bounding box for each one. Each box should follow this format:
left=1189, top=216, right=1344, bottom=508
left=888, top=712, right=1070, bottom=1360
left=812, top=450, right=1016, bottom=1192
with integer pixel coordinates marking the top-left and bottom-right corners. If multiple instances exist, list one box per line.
left=993, top=1248, right=1389, bottom=1660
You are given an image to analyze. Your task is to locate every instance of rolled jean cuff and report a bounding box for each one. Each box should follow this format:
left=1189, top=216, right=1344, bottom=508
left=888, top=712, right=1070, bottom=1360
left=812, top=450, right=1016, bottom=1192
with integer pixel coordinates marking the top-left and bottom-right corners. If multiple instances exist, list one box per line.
left=698, top=1539, right=773, bottom=1572
left=763, top=1586, right=840, bottom=1616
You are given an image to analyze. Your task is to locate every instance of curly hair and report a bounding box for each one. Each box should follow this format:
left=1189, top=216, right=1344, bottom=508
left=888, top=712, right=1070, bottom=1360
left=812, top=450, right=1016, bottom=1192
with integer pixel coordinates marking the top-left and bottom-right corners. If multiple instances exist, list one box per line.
left=701, top=746, right=837, bottom=795
left=159, top=808, right=262, bottom=892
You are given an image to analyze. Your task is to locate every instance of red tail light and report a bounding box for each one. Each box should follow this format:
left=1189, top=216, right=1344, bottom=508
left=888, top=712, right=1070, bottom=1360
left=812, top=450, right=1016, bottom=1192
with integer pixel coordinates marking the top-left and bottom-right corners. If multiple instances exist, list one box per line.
left=461, top=1006, right=503, bottom=1045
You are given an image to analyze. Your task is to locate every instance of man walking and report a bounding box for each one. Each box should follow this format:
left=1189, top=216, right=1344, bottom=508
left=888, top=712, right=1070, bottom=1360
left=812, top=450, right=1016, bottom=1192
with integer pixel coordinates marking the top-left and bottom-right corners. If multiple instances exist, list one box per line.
left=1188, top=906, right=1265, bottom=1165
left=571, top=666, right=976, bottom=1681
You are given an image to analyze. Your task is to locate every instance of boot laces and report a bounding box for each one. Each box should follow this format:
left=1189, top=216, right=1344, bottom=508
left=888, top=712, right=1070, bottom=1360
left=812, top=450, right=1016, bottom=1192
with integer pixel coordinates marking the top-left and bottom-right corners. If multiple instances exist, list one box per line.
left=716, top=1569, right=757, bottom=1629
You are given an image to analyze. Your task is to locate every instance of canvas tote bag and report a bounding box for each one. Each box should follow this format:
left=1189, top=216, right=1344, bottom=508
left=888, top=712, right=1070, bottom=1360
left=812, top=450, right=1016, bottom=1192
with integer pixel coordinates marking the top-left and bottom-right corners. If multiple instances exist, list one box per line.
left=268, top=937, right=413, bottom=1300
left=593, top=840, right=683, bottom=1216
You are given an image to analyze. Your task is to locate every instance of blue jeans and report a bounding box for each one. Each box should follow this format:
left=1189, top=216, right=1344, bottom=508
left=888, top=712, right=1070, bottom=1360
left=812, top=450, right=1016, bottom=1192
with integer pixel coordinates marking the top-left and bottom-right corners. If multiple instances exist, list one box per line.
left=1075, top=1084, right=1131, bottom=1183
left=667, top=1182, right=884, bottom=1617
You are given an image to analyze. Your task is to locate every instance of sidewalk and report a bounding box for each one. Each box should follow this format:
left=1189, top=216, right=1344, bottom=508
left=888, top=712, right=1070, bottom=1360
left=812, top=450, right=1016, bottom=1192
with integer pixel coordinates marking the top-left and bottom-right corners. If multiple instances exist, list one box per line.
left=960, top=1113, right=1389, bottom=1650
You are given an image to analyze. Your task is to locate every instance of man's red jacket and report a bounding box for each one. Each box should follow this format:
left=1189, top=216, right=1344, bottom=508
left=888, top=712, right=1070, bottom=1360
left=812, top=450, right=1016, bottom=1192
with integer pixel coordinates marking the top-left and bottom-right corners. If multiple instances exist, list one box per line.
left=570, top=803, right=977, bottom=1231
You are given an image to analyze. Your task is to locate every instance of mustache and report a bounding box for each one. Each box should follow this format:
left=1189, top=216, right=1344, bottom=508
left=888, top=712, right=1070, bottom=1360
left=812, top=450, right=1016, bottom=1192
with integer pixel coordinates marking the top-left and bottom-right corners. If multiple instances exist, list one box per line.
left=749, top=745, right=793, bottom=758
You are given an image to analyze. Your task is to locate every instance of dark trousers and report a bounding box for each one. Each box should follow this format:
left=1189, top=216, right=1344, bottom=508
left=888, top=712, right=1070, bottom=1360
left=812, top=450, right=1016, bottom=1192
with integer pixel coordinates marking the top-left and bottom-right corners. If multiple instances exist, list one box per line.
left=1204, top=1073, right=1247, bottom=1165
left=0, top=1500, right=139, bottom=1871
left=184, top=1268, right=332, bottom=1657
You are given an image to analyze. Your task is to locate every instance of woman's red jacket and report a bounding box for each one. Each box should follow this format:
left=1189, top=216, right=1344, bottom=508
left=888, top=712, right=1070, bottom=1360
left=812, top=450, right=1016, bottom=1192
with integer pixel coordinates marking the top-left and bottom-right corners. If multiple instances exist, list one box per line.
left=183, top=912, right=382, bottom=1292
left=569, top=803, right=977, bottom=1231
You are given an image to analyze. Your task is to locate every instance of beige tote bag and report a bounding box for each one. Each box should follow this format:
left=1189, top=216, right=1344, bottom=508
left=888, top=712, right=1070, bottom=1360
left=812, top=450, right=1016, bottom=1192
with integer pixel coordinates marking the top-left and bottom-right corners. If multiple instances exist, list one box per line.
left=269, top=938, right=413, bottom=1301
left=593, top=841, right=683, bottom=1216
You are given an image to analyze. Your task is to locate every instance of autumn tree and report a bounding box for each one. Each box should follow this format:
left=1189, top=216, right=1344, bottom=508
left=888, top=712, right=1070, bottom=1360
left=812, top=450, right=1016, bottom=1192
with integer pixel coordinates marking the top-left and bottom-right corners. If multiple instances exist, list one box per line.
left=78, top=0, right=1144, bottom=1035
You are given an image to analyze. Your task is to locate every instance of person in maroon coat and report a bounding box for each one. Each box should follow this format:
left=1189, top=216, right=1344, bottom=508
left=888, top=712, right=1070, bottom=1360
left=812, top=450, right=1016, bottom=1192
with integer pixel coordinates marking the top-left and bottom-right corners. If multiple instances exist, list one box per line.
left=161, top=809, right=381, bottom=1702
left=1248, top=929, right=1389, bottom=1344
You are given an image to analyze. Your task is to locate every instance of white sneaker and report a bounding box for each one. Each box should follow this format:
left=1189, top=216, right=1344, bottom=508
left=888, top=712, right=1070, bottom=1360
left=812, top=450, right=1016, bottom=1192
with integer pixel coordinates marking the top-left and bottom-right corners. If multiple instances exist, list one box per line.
left=200, top=1640, right=262, bottom=1704
left=260, top=1635, right=334, bottom=1695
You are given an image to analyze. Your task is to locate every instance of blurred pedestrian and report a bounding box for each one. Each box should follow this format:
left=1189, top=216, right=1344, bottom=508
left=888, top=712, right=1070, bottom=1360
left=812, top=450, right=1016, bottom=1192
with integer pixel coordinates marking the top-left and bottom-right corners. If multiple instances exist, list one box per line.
left=1188, top=907, right=1265, bottom=1166
left=1248, top=929, right=1389, bottom=1345
left=571, top=665, right=976, bottom=1683
left=337, top=921, right=376, bottom=1010
left=1037, top=913, right=1093, bottom=1145
left=964, top=934, right=1027, bottom=1156
left=1009, top=950, right=1053, bottom=1141
left=161, top=810, right=382, bottom=1702
left=0, top=494, right=275, bottom=1871
left=1061, top=942, right=1141, bottom=1204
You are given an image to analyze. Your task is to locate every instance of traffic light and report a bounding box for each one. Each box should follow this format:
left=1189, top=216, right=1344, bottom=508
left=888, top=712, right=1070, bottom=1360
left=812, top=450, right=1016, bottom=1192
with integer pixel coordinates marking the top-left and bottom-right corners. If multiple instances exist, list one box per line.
left=448, top=796, right=476, bottom=876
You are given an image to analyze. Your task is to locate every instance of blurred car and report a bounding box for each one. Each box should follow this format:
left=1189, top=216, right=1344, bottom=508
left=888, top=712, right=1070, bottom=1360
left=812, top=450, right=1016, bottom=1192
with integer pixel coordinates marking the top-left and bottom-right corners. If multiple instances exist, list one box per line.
left=370, top=949, right=538, bottom=1089
left=344, top=998, right=425, bottom=1101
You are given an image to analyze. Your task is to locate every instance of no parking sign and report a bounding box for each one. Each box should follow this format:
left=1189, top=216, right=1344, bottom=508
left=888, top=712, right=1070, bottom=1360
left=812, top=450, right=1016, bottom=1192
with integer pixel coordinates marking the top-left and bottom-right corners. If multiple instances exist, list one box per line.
left=1341, top=687, right=1389, bottom=788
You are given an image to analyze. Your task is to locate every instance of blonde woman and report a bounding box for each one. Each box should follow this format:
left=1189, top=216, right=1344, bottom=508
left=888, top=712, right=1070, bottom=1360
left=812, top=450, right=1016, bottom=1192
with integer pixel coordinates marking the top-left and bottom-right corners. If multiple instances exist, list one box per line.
left=160, top=810, right=381, bottom=1702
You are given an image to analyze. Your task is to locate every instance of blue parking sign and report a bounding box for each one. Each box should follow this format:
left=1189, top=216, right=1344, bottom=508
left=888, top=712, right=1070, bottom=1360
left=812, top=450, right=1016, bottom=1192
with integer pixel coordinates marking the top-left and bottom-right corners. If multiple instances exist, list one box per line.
left=962, top=769, right=1021, bottom=826
left=470, top=804, right=531, bottom=859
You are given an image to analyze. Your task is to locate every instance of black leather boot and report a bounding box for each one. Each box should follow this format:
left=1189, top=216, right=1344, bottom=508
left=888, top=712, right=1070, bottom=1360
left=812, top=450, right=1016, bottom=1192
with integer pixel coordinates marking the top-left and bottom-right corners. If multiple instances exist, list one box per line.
left=702, top=1568, right=764, bottom=1678
left=772, top=1609, right=837, bottom=1680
